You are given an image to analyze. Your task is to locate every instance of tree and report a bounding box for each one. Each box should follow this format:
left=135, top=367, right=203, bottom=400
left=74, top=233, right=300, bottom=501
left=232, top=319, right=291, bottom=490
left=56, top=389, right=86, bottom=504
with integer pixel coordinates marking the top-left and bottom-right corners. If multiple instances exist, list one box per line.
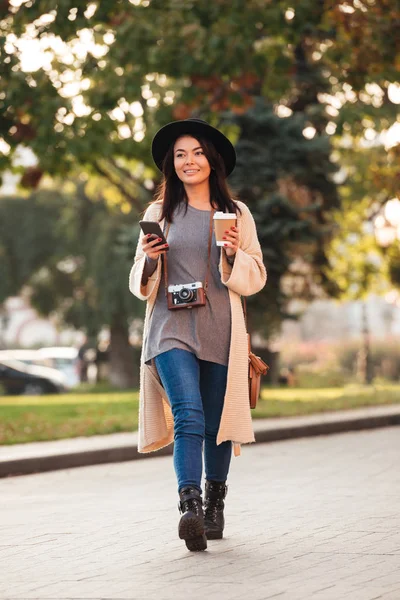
left=2, top=2, right=398, bottom=184
left=229, top=99, right=340, bottom=336
left=0, top=191, right=60, bottom=303
left=325, top=141, right=397, bottom=384
left=0, top=184, right=146, bottom=387
left=27, top=181, right=146, bottom=387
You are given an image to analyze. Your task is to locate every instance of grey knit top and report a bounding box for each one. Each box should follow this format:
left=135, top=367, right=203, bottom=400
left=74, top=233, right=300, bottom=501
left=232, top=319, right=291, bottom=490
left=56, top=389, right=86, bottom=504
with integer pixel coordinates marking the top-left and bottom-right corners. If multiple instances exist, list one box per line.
left=143, top=203, right=232, bottom=366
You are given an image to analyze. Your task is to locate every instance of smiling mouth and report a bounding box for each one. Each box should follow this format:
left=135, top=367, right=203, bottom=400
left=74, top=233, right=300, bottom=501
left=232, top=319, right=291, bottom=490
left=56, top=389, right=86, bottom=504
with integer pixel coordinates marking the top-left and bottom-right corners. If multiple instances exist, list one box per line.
left=184, top=170, right=200, bottom=174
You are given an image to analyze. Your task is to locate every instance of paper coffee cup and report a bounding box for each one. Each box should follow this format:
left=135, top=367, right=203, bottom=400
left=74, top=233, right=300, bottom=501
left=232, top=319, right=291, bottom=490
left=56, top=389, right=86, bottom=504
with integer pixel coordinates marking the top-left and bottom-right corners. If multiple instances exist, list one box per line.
left=213, top=212, right=237, bottom=246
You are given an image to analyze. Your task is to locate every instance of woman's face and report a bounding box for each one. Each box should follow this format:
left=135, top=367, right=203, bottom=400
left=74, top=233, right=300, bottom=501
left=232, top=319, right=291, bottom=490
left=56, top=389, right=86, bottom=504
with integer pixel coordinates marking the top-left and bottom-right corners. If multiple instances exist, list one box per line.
left=173, top=135, right=211, bottom=186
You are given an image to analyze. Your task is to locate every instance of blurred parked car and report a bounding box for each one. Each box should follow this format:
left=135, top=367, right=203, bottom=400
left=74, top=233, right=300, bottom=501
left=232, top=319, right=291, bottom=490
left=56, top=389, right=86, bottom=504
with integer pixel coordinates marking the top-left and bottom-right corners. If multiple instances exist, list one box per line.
left=0, top=349, right=41, bottom=366
left=0, top=359, right=68, bottom=395
left=37, top=347, right=80, bottom=387
left=0, top=347, right=80, bottom=388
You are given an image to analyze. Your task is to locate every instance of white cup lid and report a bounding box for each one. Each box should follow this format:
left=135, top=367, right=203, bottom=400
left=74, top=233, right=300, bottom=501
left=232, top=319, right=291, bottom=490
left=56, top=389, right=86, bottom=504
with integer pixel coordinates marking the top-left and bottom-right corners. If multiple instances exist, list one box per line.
left=213, top=212, right=237, bottom=219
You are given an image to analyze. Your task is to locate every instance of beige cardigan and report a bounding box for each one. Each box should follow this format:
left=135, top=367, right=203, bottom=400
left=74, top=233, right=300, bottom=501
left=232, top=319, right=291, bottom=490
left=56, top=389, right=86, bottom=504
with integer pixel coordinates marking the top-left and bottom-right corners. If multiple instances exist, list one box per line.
left=129, top=199, right=267, bottom=453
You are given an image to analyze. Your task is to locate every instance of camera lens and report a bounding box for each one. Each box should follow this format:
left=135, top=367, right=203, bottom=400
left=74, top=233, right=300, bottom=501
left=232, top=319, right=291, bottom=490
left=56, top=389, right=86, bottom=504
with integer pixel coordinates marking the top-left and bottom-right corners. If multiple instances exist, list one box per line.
left=178, top=287, right=194, bottom=302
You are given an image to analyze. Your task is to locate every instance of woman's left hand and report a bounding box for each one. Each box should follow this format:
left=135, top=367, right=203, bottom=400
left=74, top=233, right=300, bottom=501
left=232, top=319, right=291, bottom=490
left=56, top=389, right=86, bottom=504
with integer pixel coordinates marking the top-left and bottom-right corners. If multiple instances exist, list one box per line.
left=223, top=226, right=239, bottom=257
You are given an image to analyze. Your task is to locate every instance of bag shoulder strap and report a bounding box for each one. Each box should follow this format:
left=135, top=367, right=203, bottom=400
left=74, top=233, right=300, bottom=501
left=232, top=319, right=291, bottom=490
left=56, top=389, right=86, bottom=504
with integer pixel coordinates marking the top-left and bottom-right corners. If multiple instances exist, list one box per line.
left=242, top=297, right=251, bottom=353
left=163, top=221, right=171, bottom=297
left=204, top=208, right=214, bottom=293
left=243, top=297, right=248, bottom=330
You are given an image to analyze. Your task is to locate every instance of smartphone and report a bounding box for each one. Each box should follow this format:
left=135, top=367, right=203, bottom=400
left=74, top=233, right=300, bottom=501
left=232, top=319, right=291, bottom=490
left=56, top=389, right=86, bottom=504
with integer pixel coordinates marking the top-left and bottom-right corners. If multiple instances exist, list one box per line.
left=139, top=220, right=168, bottom=248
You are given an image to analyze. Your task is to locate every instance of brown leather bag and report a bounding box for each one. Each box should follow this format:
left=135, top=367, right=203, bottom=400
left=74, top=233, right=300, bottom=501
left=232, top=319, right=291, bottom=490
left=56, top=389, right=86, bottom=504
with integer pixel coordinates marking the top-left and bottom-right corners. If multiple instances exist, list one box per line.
left=243, top=298, right=269, bottom=409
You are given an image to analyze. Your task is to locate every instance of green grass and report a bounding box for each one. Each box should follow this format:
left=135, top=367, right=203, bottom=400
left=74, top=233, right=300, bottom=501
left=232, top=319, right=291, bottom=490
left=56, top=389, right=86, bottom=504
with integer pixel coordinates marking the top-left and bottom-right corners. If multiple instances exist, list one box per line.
left=0, top=384, right=399, bottom=445
left=253, top=384, right=400, bottom=419
left=0, top=392, right=139, bottom=445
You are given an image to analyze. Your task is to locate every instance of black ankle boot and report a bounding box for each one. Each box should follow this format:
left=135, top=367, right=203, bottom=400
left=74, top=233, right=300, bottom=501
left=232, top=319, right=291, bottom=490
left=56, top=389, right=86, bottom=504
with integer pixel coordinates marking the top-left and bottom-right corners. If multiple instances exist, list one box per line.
left=204, top=480, right=228, bottom=540
left=178, top=487, right=207, bottom=551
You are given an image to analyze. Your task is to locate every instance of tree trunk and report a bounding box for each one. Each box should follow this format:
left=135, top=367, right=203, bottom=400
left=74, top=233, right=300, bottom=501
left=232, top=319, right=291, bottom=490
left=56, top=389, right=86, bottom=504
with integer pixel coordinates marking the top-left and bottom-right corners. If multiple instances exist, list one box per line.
left=357, top=301, right=373, bottom=385
left=108, top=318, right=137, bottom=389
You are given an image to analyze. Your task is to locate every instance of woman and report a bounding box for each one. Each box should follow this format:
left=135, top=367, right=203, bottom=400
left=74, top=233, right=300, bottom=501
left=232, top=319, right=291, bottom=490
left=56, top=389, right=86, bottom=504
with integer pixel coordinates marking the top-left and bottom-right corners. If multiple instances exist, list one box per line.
left=129, top=118, right=266, bottom=552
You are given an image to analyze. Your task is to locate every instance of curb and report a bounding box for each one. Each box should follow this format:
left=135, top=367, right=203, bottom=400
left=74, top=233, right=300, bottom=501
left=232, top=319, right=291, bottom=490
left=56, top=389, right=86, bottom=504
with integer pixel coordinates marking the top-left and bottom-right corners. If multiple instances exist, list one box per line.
left=253, top=410, right=400, bottom=444
left=0, top=443, right=173, bottom=478
left=1, top=406, right=400, bottom=478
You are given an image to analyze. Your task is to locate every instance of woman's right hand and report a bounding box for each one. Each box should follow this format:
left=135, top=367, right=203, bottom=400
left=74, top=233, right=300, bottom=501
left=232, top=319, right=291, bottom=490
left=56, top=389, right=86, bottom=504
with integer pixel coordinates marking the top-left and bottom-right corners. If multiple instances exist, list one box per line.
left=141, top=234, right=169, bottom=260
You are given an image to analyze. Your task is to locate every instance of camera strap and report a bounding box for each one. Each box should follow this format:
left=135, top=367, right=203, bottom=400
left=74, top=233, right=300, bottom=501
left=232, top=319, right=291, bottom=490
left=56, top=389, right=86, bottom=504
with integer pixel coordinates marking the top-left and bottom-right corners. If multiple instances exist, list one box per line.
left=162, top=207, right=215, bottom=298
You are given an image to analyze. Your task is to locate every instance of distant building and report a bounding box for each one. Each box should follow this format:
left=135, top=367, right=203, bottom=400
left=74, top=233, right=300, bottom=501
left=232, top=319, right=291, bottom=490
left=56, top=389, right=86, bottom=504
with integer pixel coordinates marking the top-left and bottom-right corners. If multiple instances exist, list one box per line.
left=0, top=296, right=84, bottom=349
left=280, top=294, right=400, bottom=344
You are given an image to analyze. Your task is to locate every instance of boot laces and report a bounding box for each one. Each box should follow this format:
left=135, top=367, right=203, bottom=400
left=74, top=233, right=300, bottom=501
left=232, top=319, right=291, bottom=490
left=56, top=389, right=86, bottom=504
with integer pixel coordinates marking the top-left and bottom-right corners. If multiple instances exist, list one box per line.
left=182, top=497, right=202, bottom=516
left=204, top=497, right=223, bottom=522
left=204, top=482, right=226, bottom=522
left=179, top=487, right=202, bottom=516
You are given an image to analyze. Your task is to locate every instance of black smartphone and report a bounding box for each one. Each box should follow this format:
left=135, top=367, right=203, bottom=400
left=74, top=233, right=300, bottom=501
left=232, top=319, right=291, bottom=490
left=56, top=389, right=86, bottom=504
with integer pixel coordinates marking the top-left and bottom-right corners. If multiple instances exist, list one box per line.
left=139, top=220, right=168, bottom=249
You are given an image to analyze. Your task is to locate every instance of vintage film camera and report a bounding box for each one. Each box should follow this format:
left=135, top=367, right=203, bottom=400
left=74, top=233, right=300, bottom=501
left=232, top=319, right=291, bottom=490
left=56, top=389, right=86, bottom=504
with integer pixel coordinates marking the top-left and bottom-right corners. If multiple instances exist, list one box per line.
left=167, top=281, right=206, bottom=310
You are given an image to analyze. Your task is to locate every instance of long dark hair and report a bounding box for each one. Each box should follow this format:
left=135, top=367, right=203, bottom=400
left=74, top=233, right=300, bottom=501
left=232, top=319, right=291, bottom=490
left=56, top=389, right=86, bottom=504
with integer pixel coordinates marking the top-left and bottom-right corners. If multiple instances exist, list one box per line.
left=154, top=135, right=241, bottom=223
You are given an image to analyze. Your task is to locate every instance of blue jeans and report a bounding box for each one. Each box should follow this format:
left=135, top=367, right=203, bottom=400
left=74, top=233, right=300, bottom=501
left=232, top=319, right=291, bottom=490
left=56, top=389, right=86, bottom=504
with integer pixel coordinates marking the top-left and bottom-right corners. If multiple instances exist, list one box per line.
left=154, top=349, right=232, bottom=492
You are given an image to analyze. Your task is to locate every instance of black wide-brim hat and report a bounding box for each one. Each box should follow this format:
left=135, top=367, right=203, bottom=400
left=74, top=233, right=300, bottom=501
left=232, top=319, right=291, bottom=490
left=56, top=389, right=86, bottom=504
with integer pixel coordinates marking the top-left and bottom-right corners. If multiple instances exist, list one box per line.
left=151, top=118, right=236, bottom=176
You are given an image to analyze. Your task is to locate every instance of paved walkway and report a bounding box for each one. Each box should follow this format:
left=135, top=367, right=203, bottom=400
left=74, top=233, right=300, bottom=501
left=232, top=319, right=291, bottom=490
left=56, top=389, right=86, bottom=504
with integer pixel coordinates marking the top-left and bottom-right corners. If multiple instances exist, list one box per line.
left=1, top=427, right=400, bottom=599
